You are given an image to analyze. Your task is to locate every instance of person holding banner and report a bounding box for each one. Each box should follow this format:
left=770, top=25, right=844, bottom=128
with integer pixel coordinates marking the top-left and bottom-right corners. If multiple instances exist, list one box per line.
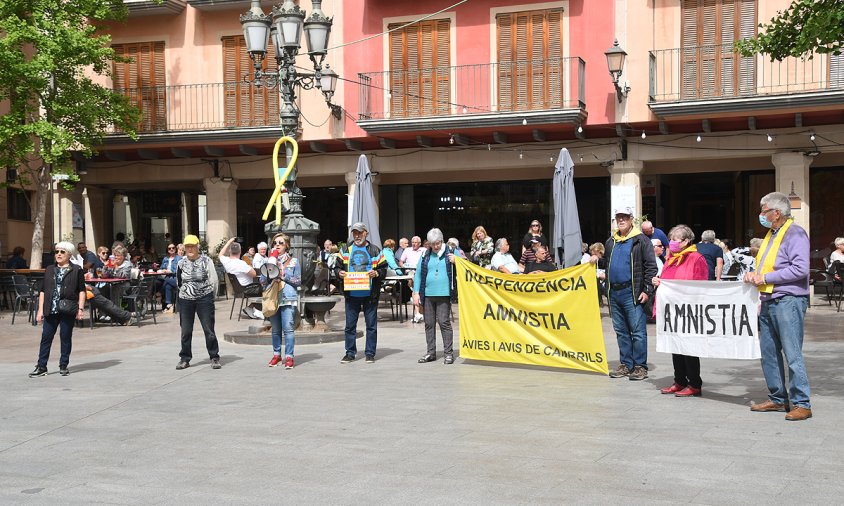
left=745, top=192, right=813, bottom=421
left=335, top=222, right=387, bottom=364
left=605, top=207, right=658, bottom=381
left=652, top=225, right=709, bottom=396
left=412, top=228, right=457, bottom=364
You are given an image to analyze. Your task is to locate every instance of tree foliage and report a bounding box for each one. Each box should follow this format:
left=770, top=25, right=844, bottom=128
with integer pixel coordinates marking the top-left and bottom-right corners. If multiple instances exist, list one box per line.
left=0, top=0, right=139, bottom=266
left=737, top=0, right=844, bottom=60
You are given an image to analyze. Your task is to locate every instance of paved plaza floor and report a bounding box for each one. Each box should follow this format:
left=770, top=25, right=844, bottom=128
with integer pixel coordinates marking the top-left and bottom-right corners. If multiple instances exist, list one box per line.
left=1, top=296, right=843, bottom=504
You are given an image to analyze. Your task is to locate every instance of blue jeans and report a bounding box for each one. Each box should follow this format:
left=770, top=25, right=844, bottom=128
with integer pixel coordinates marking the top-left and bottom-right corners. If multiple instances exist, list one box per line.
left=38, top=313, right=76, bottom=368
left=344, top=297, right=377, bottom=358
left=160, top=276, right=178, bottom=305
left=178, top=292, right=219, bottom=363
left=759, top=295, right=811, bottom=408
left=609, top=289, right=648, bottom=369
left=269, top=305, right=296, bottom=358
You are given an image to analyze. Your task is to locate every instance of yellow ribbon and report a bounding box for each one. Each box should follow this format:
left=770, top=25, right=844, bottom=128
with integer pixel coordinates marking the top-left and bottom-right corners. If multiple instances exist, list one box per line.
left=261, top=136, right=299, bottom=225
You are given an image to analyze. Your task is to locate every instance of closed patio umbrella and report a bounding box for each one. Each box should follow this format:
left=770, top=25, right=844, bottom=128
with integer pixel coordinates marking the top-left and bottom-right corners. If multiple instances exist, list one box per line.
left=349, top=154, right=381, bottom=246
left=552, top=148, right=583, bottom=268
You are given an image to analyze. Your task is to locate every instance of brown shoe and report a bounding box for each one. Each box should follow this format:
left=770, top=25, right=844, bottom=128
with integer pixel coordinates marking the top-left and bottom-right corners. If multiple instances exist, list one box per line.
left=750, top=400, right=787, bottom=412
left=785, top=407, right=812, bottom=421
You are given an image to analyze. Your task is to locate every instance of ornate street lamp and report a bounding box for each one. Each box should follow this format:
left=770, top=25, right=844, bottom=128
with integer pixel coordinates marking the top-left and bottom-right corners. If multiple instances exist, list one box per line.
left=604, top=39, right=631, bottom=103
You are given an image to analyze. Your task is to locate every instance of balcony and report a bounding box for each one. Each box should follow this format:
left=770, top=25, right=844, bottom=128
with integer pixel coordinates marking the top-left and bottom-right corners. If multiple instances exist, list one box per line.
left=106, top=82, right=284, bottom=142
left=357, top=57, right=586, bottom=134
left=124, top=0, right=187, bottom=16
left=649, top=44, right=844, bottom=117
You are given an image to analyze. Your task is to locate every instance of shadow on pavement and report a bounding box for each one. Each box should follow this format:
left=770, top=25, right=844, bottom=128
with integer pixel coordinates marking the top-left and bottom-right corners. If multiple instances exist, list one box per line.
left=194, top=355, right=244, bottom=367
left=70, top=359, right=122, bottom=373
left=374, top=347, right=403, bottom=359
left=291, top=353, right=321, bottom=366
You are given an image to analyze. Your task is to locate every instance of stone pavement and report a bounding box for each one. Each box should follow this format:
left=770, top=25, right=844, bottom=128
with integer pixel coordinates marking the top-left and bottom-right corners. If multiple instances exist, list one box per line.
left=1, top=296, right=843, bottom=504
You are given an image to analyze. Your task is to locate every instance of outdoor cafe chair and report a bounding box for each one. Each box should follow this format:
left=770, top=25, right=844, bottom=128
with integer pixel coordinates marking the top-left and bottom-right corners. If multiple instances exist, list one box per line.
left=228, top=273, right=261, bottom=321
left=11, top=275, right=37, bottom=325
left=122, top=277, right=157, bottom=326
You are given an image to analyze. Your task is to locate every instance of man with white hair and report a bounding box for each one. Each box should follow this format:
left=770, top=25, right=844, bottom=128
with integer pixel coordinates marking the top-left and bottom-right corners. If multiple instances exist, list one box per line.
left=745, top=192, right=812, bottom=421
left=220, top=237, right=262, bottom=319
left=641, top=220, right=669, bottom=261
left=696, top=229, right=724, bottom=280
left=652, top=238, right=664, bottom=276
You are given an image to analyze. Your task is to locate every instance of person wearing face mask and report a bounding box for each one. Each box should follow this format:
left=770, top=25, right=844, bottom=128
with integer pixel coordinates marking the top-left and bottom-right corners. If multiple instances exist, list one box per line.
left=744, top=192, right=812, bottom=421
left=651, top=225, right=709, bottom=397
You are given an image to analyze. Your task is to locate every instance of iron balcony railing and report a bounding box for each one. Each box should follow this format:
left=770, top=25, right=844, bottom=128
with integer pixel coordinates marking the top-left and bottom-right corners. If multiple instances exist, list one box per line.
left=108, top=81, right=282, bottom=134
left=649, top=43, right=844, bottom=103
left=358, top=57, right=585, bottom=121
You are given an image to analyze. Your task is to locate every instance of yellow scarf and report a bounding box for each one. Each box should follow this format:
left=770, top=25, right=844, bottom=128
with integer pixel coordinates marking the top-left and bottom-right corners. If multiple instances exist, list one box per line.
left=613, top=226, right=642, bottom=243
left=755, top=219, right=793, bottom=294
left=665, top=244, right=697, bottom=268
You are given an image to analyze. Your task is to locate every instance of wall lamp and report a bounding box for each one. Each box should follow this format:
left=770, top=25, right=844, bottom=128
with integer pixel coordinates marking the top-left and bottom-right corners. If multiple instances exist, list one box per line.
left=605, top=39, right=630, bottom=102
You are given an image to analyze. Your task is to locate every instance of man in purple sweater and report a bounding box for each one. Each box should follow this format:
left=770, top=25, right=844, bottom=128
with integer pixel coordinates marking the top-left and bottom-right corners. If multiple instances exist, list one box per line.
left=744, top=192, right=812, bottom=421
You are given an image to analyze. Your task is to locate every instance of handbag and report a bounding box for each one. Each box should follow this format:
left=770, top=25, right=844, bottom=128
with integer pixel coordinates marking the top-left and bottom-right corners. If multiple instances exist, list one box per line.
left=262, top=281, right=280, bottom=317
left=57, top=299, right=78, bottom=317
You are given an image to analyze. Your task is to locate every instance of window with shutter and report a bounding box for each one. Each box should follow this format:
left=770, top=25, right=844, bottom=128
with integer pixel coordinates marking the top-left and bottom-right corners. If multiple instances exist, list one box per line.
left=496, top=9, right=563, bottom=112
left=681, top=0, right=756, bottom=99
left=831, top=53, right=844, bottom=88
left=387, top=19, right=450, bottom=118
left=112, top=41, right=167, bottom=131
left=222, top=36, right=280, bottom=128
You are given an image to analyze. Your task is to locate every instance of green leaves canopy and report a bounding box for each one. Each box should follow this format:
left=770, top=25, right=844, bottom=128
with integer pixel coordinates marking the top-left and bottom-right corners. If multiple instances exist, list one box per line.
left=737, top=0, right=844, bottom=60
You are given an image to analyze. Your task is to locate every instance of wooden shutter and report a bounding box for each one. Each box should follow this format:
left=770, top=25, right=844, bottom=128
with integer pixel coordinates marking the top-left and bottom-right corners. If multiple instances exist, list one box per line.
left=496, top=9, right=563, bottom=112
left=681, top=0, right=756, bottom=99
left=112, top=41, right=166, bottom=131
left=222, top=35, right=279, bottom=127
left=831, top=53, right=844, bottom=88
left=387, top=19, right=450, bottom=118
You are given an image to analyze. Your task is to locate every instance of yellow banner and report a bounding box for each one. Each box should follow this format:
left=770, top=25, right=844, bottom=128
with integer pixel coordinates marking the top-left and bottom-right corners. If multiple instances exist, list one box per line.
left=456, top=258, right=608, bottom=374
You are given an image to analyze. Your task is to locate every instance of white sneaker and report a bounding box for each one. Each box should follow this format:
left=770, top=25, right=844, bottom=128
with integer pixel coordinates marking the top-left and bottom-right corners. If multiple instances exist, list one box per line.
left=251, top=307, right=265, bottom=320
left=412, top=314, right=424, bottom=323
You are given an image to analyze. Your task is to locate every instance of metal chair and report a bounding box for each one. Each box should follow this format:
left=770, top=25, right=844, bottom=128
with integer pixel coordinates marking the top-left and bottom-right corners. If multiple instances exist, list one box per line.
left=810, top=269, right=835, bottom=307
left=228, top=273, right=261, bottom=321
left=833, top=261, right=844, bottom=312
left=11, top=275, right=37, bottom=325
left=122, top=277, right=157, bottom=326
left=216, top=263, right=228, bottom=299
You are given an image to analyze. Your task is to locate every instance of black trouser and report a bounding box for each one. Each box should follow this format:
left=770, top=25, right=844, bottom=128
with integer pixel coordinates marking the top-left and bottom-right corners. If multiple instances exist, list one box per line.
left=672, top=354, right=702, bottom=388
left=90, top=287, right=131, bottom=323
left=38, top=313, right=75, bottom=368
left=423, top=296, right=453, bottom=355
left=178, top=292, right=219, bottom=363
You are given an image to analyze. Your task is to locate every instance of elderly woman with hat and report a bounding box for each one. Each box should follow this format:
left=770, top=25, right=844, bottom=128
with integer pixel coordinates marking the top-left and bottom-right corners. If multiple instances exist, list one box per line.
left=175, top=234, right=222, bottom=370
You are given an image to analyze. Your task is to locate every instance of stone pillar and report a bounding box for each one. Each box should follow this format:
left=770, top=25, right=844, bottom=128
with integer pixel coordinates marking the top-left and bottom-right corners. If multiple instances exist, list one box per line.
left=180, top=192, right=193, bottom=239
left=113, top=194, right=129, bottom=242
left=203, top=178, right=238, bottom=253
left=51, top=186, right=74, bottom=243
left=771, top=152, right=811, bottom=232
left=608, top=160, right=644, bottom=227
left=83, top=187, right=110, bottom=248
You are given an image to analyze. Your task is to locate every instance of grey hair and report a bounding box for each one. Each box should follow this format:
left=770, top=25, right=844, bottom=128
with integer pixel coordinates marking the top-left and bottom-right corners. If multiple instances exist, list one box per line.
left=230, top=242, right=242, bottom=255
left=448, top=237, right=459, bottom=247
left=834, top=237, right=844, bottom=247
left=760, top=192, right=791, bottom=217
left=495, top=238, right=508, bottom=252
left=112, top=244, right=128, bottom=258
left=257, top=242, right=268, bottom=250
left=668, top=224, right=695, bottom=242
left=55, top=241, right=77, bottom=257
left=426, top=228, right=444, bottom=244
left=701, top=230, right=716, bottom=242
left=749, top=237, right=763, bottom=249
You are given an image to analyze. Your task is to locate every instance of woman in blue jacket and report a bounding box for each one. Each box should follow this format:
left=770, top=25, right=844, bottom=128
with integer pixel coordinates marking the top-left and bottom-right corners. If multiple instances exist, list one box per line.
left=264, top=233, right=301, bottom=369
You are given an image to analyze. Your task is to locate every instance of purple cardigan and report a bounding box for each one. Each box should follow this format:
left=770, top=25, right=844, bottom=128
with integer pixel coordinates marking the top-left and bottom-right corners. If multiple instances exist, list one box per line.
left=757, top=221, right=810, bottom=301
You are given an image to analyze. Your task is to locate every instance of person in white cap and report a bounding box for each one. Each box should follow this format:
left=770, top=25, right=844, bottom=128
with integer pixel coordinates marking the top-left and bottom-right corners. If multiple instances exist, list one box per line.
left=333, top=222, right=387, bottom=364
left=605, top=207, right=657, bottom=381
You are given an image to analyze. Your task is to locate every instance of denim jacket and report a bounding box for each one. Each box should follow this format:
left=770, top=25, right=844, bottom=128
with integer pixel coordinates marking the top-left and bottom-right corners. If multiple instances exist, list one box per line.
left=260, top=254, right=301, bottom=305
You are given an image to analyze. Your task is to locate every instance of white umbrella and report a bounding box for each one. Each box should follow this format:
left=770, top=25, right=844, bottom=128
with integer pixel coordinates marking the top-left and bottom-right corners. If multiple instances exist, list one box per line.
left=552, top=148, right=583, bottom=268
left=349, top=154, right=381, bottom=246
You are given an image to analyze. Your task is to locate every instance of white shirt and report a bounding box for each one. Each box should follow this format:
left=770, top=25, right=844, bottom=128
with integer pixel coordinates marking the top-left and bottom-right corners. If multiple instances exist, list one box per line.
left=252, top=252, right=267, bottom=270
left=219, top=255, right=255, bottom=287
left=400, top=247, right=426, bottom=268
left=491, top=252, right=520, bottom=274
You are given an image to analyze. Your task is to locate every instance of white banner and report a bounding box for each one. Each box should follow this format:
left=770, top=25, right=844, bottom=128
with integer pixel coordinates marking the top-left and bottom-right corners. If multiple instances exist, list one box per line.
left=656, top=280, right=761, bottom=360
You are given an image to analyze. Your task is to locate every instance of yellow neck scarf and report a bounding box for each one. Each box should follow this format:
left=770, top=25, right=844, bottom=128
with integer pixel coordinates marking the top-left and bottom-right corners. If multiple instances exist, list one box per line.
left=665, top=244, right=697, bottom=268
left=755, top=218, right=793, bottom=294
left=613, top=227, right=642, bottom=243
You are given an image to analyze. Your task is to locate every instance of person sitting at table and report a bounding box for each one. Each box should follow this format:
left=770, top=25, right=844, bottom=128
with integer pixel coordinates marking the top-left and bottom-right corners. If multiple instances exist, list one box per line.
left=382, top=239, right=403, bottom=276
left=158, top=243, right=182, bottom=312
left=85, top=244, right=135, bottom=325
left=242, top=246, right=255, bottom=267
left=7, top=246, right=28, bottom=269
left=490, top=238, right=520, bottom=274
left=525, top=243, right=557, bottom=274
left=220, top=237, right=263, bottom=319
left=77, top=242, right=97, bottom=271
left=93, top=246, right=108, bottom=271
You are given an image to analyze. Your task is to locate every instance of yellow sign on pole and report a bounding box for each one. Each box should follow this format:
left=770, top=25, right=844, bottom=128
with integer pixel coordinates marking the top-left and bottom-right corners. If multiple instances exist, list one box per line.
left=456, top=258, right=608, bottom=374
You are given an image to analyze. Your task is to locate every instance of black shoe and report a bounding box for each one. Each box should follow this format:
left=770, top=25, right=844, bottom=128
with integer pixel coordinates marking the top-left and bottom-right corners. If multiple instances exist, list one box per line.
left=211, top=357, right=222, bottom=369
left=444, top=354, right=454, bottom=364
left=176, top=361, right=190, bottom=370
left=340, top=354, right=355, bottom=364
left=418, top=354, right=437, bottom=363
left=365, top=355, right=375, bottom=363
left=59, top=366, right=69, bottom=376
left=28, top=365, right=48, bottom=378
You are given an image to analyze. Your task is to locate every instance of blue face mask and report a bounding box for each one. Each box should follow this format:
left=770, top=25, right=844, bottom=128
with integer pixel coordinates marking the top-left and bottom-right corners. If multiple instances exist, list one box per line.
left=759, top=213, right=772, bottom=228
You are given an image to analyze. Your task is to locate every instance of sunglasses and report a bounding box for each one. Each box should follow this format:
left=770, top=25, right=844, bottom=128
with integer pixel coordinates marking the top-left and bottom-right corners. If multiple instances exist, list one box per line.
left=531, top=223, right=540, bottom=227
left=168, top=246, right=176, bottom=250
left=54, top=250, right=67, bottom=255
left=274, top=241, right=285, bottom=246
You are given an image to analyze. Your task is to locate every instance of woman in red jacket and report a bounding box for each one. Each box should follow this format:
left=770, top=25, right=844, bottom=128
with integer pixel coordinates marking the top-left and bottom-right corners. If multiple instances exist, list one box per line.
left=652, top=224, right=709, bottom=397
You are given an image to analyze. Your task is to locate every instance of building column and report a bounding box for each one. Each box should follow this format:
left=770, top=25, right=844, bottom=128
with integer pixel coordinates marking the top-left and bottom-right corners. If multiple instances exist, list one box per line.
left=345, top=171, right=356, bottom=231
left=203, top=178, right=238, bottom=252
left=771, top=152, right=811, bottom=232
left=112, top=194, right=131, bottom=243
left=180, top=192, right=193, bottom=240
left=608, top=160, right=644, bottom=226
left=83, top=187, right=110, bottom=248
left=51, top=186, right=74, bottom=243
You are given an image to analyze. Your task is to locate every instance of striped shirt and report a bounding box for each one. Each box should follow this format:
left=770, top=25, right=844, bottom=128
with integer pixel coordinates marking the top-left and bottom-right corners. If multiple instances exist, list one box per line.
left=177, top=255, right=218, bottom=300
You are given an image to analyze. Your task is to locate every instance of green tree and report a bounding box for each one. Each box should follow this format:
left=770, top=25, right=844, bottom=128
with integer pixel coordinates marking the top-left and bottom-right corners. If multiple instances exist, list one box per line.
left=0, top=0, right=139, bottom=268
left=737, top=0, right=844, bottom=60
